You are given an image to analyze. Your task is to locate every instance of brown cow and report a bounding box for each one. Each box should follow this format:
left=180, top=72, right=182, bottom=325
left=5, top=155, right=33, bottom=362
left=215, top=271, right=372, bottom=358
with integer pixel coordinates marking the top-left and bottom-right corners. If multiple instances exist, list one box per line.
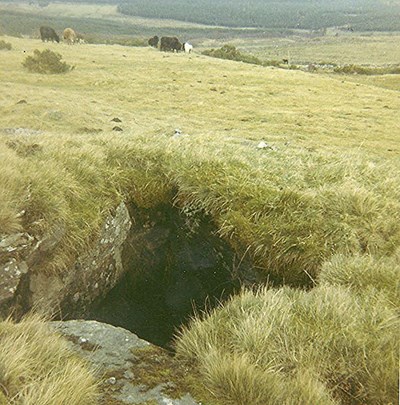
left=160, top=36, right=182, bottom=52
left=148, top=35, right=159, bottom=48
left=40, top=26, right=59, bottom=43
left=63, top=28, right=77, bottom=45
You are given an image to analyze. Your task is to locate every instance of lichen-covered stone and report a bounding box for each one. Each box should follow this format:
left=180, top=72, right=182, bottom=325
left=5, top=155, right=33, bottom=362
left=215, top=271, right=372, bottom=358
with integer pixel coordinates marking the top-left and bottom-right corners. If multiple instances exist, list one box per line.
left=51, top=320, right=200, bottom=405
left=0, top=202, right=132, bottom=318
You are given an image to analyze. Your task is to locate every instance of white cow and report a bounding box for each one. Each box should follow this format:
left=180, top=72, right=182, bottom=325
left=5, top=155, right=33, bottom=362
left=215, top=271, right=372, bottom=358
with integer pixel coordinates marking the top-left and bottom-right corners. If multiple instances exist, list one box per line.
left=183, top=42, right=193, bottom=53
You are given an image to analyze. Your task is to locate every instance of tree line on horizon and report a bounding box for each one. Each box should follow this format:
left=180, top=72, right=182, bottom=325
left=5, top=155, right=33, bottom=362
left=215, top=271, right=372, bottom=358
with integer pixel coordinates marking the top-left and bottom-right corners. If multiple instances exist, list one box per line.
left=116, top=0, right=400, bottom=31
left=1, top=0, right=399, bottom=32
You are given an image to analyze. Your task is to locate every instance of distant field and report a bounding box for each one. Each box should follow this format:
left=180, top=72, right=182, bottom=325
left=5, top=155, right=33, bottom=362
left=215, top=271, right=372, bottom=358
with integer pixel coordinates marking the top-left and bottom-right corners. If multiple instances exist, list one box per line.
left=2, top=1, right=400, bottom=69
left=0, top=2, right=271, bottom=41
left=341, top=74, right=400, bottom=92
left=231, top=33, right=400, bottom=66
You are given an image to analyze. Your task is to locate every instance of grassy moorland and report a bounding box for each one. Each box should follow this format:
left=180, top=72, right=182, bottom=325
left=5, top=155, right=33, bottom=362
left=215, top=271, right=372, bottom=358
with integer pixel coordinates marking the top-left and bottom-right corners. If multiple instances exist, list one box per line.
left=0, top=36, right=399, bottom=403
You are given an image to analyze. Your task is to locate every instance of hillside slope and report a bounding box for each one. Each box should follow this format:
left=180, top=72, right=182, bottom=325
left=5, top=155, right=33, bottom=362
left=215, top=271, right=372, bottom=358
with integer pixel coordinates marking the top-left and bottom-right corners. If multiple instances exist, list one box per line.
left=0, top=36, right=399, bottom=403
left=1, top=36, right=399, bottom=277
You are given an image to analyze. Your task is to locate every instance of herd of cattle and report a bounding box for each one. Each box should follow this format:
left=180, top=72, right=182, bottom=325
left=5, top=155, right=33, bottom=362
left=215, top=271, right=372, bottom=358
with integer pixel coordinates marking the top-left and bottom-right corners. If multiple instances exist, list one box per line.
left=148, top=35, right=193, bottom=53
left=39, top=26, right=84, bottom=45
left=39, top=26, right=193, bottom=53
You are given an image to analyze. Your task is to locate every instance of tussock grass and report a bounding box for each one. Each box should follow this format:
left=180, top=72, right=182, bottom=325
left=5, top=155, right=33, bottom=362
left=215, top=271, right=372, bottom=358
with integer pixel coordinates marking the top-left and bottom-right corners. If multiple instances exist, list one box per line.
left=319, top=251, right=400, bottom=306
left=1, top=132, right=399, bottom=282
left=176, top=253, right=400, bottom=404
left=0, top=315, right=98, bottom=404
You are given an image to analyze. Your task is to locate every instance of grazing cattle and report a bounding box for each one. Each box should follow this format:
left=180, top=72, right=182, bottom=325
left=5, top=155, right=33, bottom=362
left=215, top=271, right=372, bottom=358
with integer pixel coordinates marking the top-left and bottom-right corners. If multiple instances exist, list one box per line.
left=282, top=58, right=289, bottom=65
left=63, top=28, right=77, bottom=45
left=182, top=42, right=193, bottom=53
left=160, top=36, right=182, bottom=52
left=148, top=35, right=159, bottom=48
left=39, top=26, right=59, bottom=43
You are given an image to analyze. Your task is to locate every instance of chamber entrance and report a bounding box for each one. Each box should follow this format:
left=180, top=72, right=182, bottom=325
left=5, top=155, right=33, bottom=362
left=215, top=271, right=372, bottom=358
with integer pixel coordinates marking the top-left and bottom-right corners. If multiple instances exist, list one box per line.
left=86, top=204, right=242, bottom=348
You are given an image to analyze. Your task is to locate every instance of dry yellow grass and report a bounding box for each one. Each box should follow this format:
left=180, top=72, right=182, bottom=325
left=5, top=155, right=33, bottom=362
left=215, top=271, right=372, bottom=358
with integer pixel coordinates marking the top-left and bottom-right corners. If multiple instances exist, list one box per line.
left=0, top=315, right=98, bottom=404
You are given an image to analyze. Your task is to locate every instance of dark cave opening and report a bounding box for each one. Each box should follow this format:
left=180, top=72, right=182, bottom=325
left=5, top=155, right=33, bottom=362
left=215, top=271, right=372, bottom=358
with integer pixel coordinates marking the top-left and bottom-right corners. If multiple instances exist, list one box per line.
left=85, top=203, right=245, bottom=348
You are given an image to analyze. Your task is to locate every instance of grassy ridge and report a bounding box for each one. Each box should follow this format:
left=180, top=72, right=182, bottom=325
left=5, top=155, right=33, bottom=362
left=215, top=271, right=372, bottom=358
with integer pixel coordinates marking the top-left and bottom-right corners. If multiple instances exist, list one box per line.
left=0, top=37, right=399, bottom=403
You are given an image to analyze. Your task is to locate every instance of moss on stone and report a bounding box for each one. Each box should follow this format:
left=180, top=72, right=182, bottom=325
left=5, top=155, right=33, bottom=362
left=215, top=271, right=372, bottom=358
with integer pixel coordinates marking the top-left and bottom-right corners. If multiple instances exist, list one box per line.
left=126, top=345, right=220, bottom=404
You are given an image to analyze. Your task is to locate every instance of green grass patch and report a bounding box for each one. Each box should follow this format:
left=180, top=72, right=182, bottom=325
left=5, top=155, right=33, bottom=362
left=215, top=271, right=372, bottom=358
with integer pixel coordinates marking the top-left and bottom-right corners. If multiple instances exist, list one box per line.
left=1, top=37, right=399, bottom=282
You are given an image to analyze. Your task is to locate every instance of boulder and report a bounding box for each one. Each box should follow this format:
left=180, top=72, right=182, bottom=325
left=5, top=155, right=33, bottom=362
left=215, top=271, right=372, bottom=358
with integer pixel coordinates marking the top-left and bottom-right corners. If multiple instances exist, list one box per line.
left=0, top=202, right=132, bottom=318
left=51, top=320, right=200, bottom=405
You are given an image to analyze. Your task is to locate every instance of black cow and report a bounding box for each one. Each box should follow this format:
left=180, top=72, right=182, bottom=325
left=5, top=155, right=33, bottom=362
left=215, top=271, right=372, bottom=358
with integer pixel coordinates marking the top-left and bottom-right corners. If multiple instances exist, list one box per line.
left=148, top=35, right=159, bottom=48
left=160, top=36, right=182, bottom=52
left=40, top=26, right=60, bottom=43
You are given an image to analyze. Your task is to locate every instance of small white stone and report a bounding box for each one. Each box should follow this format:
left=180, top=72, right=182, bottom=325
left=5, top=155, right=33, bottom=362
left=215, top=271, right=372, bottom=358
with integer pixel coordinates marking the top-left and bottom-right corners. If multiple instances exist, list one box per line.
left=106, top=377, right=117, bottom=385
left=257, top=141, right=269, bottom=149
left=78, top=337, right=88, bottom=344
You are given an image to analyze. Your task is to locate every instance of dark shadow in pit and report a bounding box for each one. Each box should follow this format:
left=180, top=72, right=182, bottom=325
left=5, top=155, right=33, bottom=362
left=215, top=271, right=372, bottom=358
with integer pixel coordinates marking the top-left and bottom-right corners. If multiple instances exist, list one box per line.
left=86, top=204, right=243, bottom=348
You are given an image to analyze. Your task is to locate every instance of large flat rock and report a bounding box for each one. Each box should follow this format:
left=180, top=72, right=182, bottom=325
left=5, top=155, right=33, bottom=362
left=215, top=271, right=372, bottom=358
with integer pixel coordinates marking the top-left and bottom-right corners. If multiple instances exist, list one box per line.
left=51, top=320, right=200, bottom=405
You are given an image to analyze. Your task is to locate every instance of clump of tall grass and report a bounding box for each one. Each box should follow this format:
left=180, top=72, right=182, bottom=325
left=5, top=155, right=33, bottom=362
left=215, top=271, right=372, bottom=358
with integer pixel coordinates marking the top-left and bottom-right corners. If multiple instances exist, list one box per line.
left=319, top=251, right=400, bottom=306
left=0, top=40, right=11, bottom=50
left=0, top=315, right=98, bottom=404
left=22, top=49, right=72, bottom=74
left=175, top=252, right=399, bottom=404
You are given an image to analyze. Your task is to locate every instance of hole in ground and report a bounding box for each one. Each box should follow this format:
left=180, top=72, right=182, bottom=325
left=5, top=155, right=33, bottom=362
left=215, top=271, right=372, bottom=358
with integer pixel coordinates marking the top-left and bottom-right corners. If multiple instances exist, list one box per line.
left=85, top=203, right=246, bottom=348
